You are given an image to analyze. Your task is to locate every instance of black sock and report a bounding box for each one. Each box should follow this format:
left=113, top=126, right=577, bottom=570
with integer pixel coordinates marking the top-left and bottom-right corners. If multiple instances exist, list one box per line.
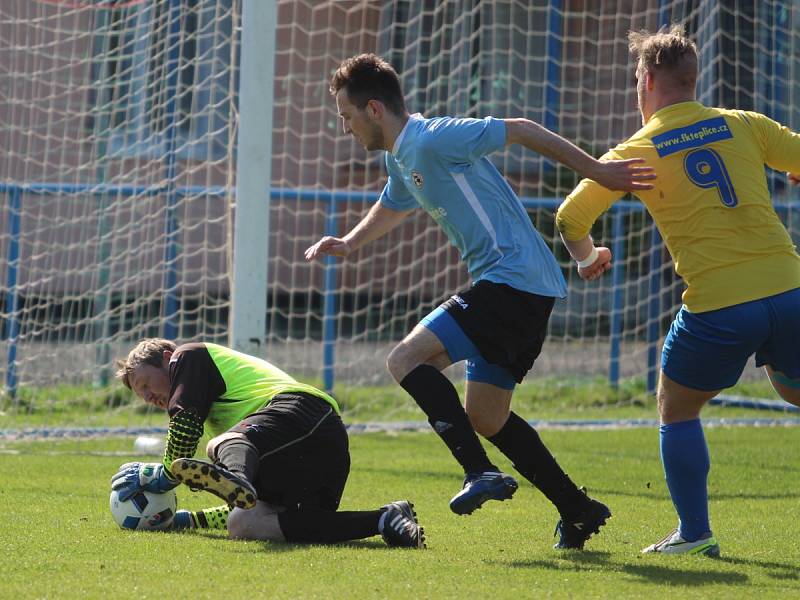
left=400, top=364, right=496, bottom=474
left=278, top=509, right=382, bottom=543
left=216, top=438, right=259, bottom=484
left=488, top=412, right=589, bottom=518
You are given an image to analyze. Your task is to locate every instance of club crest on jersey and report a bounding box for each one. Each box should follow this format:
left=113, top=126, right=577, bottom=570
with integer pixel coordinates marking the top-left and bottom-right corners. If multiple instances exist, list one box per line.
left=411, top=170, right=424, bottom=188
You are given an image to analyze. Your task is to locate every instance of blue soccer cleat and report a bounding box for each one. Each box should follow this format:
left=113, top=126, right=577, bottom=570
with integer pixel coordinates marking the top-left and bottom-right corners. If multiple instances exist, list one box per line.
left=449, top=471, right=518, bottom=515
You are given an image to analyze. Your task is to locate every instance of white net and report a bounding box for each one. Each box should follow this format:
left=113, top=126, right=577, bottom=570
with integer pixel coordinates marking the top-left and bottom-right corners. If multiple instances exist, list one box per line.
left=0, top=0, right=237, bottom=418
left=2, top=0, right=798, bottom=426
left=266, top=0, right=800, bottom=403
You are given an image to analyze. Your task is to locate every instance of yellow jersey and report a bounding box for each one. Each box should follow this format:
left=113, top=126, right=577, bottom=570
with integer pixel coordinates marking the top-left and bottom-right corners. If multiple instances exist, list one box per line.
left=556, top=101, right=800, bottom=312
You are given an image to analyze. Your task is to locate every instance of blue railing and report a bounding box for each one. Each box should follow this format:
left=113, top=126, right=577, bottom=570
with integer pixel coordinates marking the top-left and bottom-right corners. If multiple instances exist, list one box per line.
left=162, top=0, right=184, bottom=341
left=1, top=182, right=795, bottom=397
left=3, top=186, right=21, bottom=395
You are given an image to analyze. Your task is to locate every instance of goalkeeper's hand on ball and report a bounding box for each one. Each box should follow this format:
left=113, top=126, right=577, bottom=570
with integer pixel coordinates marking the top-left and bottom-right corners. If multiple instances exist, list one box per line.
left=110, top=462, right=178, bottom=501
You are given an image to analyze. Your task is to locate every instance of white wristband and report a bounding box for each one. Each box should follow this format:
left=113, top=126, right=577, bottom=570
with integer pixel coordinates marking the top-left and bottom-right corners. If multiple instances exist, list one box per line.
left=576, top=246, right=599, bottom=268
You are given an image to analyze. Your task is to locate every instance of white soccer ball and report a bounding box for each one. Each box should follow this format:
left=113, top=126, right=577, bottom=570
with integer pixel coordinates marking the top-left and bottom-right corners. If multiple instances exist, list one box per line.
left=109, top=488, right=177, bottom=531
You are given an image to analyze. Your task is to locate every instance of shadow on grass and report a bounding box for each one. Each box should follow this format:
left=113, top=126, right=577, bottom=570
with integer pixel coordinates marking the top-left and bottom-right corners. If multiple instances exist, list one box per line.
left=717, top=556, right=799, bottom=582
left=576, top=486, right=800, bottom=502
left=357, top=465, right=453, bottom=480
left=254, top=539, right=388, bottom=552
left=174, top=529, right=389, bottom=552
left=565, top=446, right=800, bottom=475
left=490, top=551, right=749, bottom=586
left=172, top=529, right=228, bottom=541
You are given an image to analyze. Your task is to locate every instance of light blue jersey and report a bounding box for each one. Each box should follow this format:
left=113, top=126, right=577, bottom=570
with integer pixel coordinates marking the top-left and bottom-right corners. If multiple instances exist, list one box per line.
left=379, top=114, right=566, bottom=297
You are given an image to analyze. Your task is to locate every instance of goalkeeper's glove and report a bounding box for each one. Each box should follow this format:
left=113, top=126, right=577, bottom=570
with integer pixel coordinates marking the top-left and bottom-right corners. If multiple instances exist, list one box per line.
left=110, top=462, right=178, bottom=502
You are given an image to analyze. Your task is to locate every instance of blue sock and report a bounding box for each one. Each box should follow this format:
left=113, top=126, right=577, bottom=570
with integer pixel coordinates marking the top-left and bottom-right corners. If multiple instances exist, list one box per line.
left=659, top=419, right=711, bottom=542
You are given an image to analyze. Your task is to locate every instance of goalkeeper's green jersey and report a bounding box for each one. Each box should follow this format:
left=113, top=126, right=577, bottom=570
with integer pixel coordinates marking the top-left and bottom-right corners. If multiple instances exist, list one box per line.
left=161, top=342, right=339, bottom=475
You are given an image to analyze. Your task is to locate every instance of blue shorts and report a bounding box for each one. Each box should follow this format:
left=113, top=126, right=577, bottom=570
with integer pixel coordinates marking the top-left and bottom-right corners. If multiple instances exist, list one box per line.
left=662, top=287, right=800, bottom=391
left=421, top=306, right=517, bottom=391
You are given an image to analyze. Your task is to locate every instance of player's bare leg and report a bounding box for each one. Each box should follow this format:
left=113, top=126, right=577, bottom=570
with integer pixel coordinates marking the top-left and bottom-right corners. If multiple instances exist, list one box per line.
left=387, top=325, right=517, bottom=515
left=464, top=381, right=512, bottom=437
left=765, top=365, right=800, bottom=408
left=386, top=323, right=449, bottom=381
left=657, top=372, right=718, bottom=424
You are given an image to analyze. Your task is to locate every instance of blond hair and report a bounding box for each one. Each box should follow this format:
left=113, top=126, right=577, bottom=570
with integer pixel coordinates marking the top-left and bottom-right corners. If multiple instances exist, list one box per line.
left=114, top=338, right=176, bottom=390
left=628, top=24, right=698, bottom=90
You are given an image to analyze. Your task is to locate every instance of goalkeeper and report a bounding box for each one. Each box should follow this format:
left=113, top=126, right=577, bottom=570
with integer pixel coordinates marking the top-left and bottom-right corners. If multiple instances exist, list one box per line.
left=306, top=53, right=655, bottom=549
left=110, top=338, right=424, bottom=548
left=556, top=25, right=800, bottom=557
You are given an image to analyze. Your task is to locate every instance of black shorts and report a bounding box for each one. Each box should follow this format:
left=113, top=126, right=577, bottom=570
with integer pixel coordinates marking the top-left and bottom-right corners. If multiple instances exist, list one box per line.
left=228, top=392, right=350, bottom=511
left=441, top=280, right=555, bottom=383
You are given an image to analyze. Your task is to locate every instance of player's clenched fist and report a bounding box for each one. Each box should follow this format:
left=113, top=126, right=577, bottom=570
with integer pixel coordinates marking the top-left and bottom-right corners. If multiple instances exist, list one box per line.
left=577, top=247, right=612, bottom=281
left=304, top=236, right=352, bottom=260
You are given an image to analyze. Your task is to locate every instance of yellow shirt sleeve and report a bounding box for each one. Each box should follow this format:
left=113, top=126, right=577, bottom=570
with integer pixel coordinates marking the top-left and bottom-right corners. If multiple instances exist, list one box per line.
left=555, top=148, right=626, bottom=241
left=744, top=111, right=800, bottom=174
left=555, top=103, right=800, bottom=313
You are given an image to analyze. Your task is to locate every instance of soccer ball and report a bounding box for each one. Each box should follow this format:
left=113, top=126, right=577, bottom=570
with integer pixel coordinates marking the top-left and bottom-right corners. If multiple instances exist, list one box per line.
left=109, top=488, right=177, bottom=531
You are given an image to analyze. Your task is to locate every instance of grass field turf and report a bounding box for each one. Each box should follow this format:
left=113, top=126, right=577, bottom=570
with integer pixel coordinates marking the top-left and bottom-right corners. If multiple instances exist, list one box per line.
left=2, top=375, right=794, bottom=429
left=1, top=427, right=798, bottom=599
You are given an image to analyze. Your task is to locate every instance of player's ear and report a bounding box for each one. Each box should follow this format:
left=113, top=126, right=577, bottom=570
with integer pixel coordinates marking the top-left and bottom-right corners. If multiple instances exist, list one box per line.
left=646, top=69, right=656, bottom=90
left=366, top=98, right=383, bottom=120
left=162, top=350, right=173, bottom=368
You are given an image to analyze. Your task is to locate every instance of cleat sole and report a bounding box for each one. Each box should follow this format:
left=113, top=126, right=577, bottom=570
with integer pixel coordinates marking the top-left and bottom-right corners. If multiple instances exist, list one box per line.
left=408, top=502, right=426, bottom=548
left=171, top=458, right=257, bottom=509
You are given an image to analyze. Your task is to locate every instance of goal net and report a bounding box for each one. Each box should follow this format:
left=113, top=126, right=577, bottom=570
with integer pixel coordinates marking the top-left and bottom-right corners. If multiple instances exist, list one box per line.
left=0, top=0, right=236, bottom=429
left=2, top=0, right=798, bottom=431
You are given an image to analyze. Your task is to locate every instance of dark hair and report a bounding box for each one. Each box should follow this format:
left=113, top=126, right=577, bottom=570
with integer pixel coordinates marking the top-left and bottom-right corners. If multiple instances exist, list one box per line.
left=330, top=53, right=406, bottom=115
left=628, top=24, right=698, bottom=89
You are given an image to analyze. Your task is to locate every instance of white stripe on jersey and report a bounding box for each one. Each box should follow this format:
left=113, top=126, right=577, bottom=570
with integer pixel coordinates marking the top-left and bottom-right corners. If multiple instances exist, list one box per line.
left=451, top=171, right=502, bottom=256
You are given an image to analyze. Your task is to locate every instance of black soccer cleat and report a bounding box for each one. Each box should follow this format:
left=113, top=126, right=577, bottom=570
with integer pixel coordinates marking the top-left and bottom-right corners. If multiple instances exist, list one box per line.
left=553, top=490, right=611, bottom=550
left=170, top=458, right=257, bottom=509
left=449, top=471, right=518, bottom=515
left=380, top=500, right=426, bottom=549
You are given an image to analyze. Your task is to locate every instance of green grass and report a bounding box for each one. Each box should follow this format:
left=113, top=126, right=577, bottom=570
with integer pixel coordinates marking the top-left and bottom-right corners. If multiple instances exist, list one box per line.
left=1, top=428, right=799, bottom=599
left=1, top=375, right=793, bottom=429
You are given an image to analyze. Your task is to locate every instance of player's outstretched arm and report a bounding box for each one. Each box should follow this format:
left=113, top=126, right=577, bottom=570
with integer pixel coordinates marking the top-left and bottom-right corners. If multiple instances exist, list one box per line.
left=504, top=118, right=655, bottom=192
left=559, top=234, right=612, bottom=282
left=305, top=202, right=412, bottom=261
left=788, top=172, right=800, bottom=186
